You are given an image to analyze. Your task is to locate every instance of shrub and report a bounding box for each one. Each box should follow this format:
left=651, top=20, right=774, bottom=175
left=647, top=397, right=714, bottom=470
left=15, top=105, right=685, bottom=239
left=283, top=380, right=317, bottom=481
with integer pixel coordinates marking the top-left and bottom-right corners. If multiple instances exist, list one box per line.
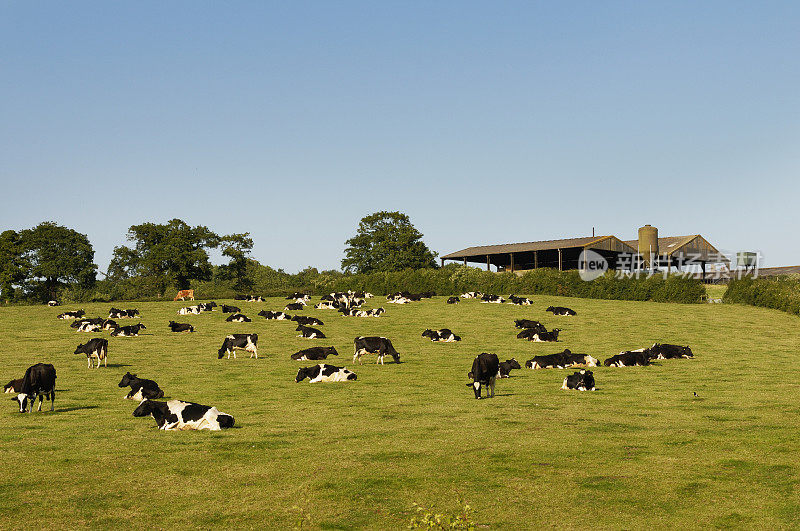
left=724, top=276, right=800, bottom=316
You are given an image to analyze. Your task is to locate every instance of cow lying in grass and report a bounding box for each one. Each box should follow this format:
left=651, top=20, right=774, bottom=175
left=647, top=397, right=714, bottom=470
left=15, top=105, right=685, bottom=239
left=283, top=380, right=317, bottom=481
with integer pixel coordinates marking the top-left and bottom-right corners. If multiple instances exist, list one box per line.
left=422, top=329, right=461, bottom=342
left=525, top=349, right=599, bottom=369
left=133, top=399, right=234, bottom=430
left=562, top=369, right=596, bottom=391
left=295, top=364, right=357, bottom=383
left=291, top=347, right=338, bottom=360
left=119, top=372, right=164, bottom=400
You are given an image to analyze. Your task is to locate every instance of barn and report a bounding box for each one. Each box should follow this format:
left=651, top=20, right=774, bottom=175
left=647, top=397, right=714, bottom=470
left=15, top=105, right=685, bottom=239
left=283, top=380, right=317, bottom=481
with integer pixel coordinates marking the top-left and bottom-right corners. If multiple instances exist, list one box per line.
left=440, top=225, right=729, bottom=279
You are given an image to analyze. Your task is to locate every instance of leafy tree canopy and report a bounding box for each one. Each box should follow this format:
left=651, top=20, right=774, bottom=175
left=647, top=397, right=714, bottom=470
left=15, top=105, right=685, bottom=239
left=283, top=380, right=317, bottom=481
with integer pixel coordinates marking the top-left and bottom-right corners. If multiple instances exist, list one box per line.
left=341, top=211, right=438, bottom=274
left=19, top=222, right=97, bottom=300
left=0, top=230, right=28, bottom=301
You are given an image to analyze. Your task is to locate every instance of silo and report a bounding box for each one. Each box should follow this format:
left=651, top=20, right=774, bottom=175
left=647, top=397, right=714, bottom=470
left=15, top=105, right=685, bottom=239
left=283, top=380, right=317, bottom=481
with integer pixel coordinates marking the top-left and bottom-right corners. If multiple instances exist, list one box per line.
left=638, top=225, right=659, bottom=268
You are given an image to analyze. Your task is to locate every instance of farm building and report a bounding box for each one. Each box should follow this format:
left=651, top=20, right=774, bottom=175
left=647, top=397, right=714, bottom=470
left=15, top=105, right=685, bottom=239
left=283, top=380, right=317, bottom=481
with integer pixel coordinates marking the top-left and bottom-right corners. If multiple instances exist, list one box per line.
left=440, top=225, right=730, bottom=279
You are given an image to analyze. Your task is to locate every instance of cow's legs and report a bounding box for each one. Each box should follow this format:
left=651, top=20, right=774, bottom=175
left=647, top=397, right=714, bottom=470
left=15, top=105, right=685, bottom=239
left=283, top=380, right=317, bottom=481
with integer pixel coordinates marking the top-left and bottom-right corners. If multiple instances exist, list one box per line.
left=37, top=394, right=43, bottom=411
left=50, top=391, right=55, bottom=411
left=87, top=356, right=91, bottom=369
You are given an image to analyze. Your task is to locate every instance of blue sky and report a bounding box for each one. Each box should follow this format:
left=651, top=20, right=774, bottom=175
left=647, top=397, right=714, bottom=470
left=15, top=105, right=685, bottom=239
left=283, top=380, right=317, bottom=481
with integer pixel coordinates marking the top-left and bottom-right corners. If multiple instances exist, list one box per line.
left=2, top=1, right=798, bottom=272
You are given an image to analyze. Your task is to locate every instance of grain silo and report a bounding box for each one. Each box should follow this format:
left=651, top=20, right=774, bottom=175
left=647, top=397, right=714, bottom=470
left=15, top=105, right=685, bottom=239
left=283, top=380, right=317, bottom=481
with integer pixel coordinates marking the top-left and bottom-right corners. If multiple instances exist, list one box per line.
left=638, top=224, right=659, bottom=268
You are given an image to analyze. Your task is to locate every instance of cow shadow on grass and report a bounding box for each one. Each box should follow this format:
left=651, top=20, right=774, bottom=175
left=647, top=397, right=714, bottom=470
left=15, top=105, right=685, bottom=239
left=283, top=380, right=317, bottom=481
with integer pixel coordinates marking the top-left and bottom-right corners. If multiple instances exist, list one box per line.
left=104, top=363, right=133, bottom=368
left=53, top=406, right=98, bottom=413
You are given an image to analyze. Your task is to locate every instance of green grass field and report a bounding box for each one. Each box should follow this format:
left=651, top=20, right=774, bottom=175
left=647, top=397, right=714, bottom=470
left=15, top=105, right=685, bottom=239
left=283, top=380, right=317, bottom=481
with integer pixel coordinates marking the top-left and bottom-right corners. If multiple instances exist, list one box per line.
left=1, top=295, right=799, bottom=529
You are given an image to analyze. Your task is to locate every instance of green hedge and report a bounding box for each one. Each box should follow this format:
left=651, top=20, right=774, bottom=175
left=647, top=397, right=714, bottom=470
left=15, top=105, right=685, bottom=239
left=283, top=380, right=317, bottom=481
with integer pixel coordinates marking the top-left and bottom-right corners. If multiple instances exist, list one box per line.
left=723, top=276, right=800, bottom=316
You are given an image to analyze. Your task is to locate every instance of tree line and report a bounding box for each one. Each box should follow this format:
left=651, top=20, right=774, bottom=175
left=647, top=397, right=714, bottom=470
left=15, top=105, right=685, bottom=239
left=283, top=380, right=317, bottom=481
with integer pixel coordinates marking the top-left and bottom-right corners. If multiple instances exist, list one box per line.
left=0, top=212, right=438, bottom=303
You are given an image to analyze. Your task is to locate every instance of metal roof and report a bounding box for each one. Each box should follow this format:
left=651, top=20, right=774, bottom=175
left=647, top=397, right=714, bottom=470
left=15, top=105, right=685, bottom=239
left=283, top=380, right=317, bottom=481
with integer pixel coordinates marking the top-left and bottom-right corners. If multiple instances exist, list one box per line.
left=441, top=235, right=635, bottom=259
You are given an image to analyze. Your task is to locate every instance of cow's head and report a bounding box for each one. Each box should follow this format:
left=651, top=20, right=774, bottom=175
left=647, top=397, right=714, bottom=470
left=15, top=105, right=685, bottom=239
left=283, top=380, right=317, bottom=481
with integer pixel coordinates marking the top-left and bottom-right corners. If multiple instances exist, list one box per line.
left=137, top=323, right=147, bottom=330
left=506, top=359, right=521, bottom=370
left=12, top=393, right=30, bottom=413
left=74, top=343, right=86, bottom=354
left=296, top=324, right=304, bottom=331
left=683, top=346, right=694, bottom=357
left=132, top=399, right=156, bottom=417
left=546, top=306, right=554, bottom=312
left=295, top=368, right=310, bottom=383
left=390, top=352, right=401, bottom=363
left=421, top=329, right=434, bottom=338
left=119, top=372, right=135, bottom=388
left=325, top=347, right=339, bottom=356
left=218, top=343, right=229, bottom=359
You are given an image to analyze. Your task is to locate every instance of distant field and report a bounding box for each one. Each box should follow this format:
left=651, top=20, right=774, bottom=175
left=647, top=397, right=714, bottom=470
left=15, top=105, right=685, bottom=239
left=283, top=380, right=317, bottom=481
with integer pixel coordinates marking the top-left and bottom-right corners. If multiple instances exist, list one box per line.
left=1, top=295, right=799, bottom=529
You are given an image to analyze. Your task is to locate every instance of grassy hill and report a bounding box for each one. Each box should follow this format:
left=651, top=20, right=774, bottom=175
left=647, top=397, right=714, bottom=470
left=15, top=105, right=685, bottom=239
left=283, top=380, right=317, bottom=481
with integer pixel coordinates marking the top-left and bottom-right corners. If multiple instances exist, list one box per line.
left=1, top=295, right=798, bottom=528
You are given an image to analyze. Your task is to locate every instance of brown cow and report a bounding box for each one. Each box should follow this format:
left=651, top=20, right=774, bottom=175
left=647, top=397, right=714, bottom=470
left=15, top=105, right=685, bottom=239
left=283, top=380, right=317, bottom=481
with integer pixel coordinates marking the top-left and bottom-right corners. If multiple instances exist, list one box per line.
left=174, top=289, right=195, bottom=301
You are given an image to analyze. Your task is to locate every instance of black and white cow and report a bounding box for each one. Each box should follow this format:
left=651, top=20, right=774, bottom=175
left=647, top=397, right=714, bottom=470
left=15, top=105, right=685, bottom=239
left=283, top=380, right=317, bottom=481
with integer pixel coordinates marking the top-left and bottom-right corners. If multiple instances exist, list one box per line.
left=76, top=321, right=101, bottom=333
left=339, top=307, right=360, bottom=316
left=647, top=343, right=694, bottom=359
left=218, top=333, right=258, bottom=359
left=460, top=291, right=483, bottom=299
left=74, top=338, right=109, bottom=368
left=315, top=301, right=339, bottom=310
left=286, top=292, right=310, bottom=301
left=604, top=349, right=651, bottom=367
left=353, top=336, right=400, bottom=365
left=498, top=358, right=521, bottom=378
left=295, top=364, right=357, bottom=383
left=360, top=308, right=384, bottom=317
left=258, top=310, right=292, bottom=320
left=178, top=305, right=202, bottom=315
left=514, top=319, right=547, bottom=333
left=525, top=349, right=597, bottom=369
left=102, top=319, right=118, bottom=330
left=244, top=295, right=264, bottom=302
left=57, top=309, right=85, bottom=320
left=546, top=306, right=577, bottom=316
left=110, top=323, right=147, bottom=337
left=446, top=297, right=460, bottom=304
left=508, top=295, right=533, bottom=305
left=71, top=317, right=104, bottom=328
left=4, top=378, right=23, bottom=393
left=291, top=346, right=339, bottom=360
left=221, top=304, right=241, bottom=314
left=285, top=302, right=305, bottom=311
left=296, top=325, right=325, bottom=339
left=109, top=308, right=140, bottom=319
left=225, top=313, right=252, bottom=323
left=562, top=369, right=596, bottom=391
left=467, top=353, right=499, bottom=399
left=481, top=294, right=506, bottom=304
left=12, top=363, right=56, bottom=412
left=198, top=302, right=217, bottom=312
left=292, top=316, right=324, bottom=327
left=119, top=372, right=164, bottom=400
left=421, top=328, right=461, bottom=342
left=133, top=399, right=234, bottom=430
left=518, top=328, right=561, bottom=342
left=168, top=321, right=194, bottom=333
left=47, top=300, right=59, bottom=306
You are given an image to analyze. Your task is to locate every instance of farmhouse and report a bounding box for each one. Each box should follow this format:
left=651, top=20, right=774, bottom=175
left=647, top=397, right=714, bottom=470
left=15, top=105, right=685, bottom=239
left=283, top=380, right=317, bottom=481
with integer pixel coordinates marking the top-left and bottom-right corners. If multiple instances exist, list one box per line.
left=440, top=225, right=729, bottom=279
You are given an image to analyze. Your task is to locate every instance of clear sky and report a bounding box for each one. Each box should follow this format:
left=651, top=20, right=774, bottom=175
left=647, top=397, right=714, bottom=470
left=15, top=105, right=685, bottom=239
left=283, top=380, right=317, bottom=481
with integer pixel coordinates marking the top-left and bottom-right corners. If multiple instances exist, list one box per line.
left=2, top=1, right=798, bottom=272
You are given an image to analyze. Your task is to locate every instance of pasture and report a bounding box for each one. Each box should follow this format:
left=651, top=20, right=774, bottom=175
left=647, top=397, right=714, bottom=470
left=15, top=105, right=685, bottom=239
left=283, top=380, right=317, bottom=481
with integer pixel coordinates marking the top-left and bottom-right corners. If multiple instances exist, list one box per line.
left=1, top=295, right=799, bottom=529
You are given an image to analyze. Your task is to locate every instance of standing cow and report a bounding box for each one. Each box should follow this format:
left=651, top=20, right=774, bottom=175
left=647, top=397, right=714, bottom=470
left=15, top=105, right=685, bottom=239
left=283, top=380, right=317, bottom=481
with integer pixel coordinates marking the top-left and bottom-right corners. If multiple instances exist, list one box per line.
left=468, top=353, right=499, bottom=399
left=11, top=363, right=56, bottom=412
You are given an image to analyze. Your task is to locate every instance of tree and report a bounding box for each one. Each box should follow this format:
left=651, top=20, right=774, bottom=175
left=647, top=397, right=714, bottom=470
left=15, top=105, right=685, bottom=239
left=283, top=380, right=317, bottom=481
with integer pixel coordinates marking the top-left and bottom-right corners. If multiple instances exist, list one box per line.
left=341, top=211, right=438, bottom=274
left=19, top=222, right=97, bottom=301
left=0, top=230, right=27, bottom=301
left=217, top=233, right=254, bottom=291
left=109, top=219, right=220, bottom=294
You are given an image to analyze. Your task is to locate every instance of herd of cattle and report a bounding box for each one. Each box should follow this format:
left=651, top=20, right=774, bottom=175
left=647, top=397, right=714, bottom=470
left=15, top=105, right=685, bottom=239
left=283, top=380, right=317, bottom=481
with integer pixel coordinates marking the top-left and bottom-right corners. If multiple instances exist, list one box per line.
left=6, top=289, right=694, bottom=428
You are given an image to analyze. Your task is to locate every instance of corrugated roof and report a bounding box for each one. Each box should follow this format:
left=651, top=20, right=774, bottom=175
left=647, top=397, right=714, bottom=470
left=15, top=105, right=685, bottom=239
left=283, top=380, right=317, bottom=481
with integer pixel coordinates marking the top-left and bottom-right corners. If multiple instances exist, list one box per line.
left=622, top=235, right=698, bottom=254
left=441, top=236, right=632, bottom=259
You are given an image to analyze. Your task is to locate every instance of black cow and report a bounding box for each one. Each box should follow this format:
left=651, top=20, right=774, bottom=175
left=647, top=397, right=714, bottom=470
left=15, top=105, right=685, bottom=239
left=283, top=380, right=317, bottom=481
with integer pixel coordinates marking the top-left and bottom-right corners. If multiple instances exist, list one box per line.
left=292, top=316, right=324, bottom=327
left=218, top=333, right=258, bottom=359
left=168, top=321, right=194, bottom=333
left=198, top=302, right=216, bottom=312
left=4, top=378, right=23, bottom=393
left=296, top=325, right=325, bottom=339
left=546, top=306, right=577, bottom=316
left=604, top=349, right=651, bottom=367
left=353, top=336, right=400, bottom=365
left=498, top=358, right=521, bottom=378
left=291, top=346, right=339, bottom=360
left=647, top=343, right=694, bottom=359
left=518, top=328, right=561, bottom=342
left=12, top=363, right=56, bottom=412
left=295, top=364, right=357, bottom=383
left=285, top=302, right=305, bottom=311
left=110, top=323, right=147, bottom=337
left=57, top=310, right=85, bottom=320
left=468, top=353, right=500, bottom=399
left=133, top=399, right=234, bottom=430
left=118, top=372, right=164, bottom=400
left=221, top=304, right=241, bottom=314
left=562, top=369, right=596, bottom=391
left=258, top=310, right=292, bottom=320
left=514, top=319, right=547, bottom=333
left=422, top=329, right=461, bottom=342
left=446, top=297, right=459, bottom=304
left=225, top=313, right=252, bottom=323
left=74, top=338, right=109, bottom=368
